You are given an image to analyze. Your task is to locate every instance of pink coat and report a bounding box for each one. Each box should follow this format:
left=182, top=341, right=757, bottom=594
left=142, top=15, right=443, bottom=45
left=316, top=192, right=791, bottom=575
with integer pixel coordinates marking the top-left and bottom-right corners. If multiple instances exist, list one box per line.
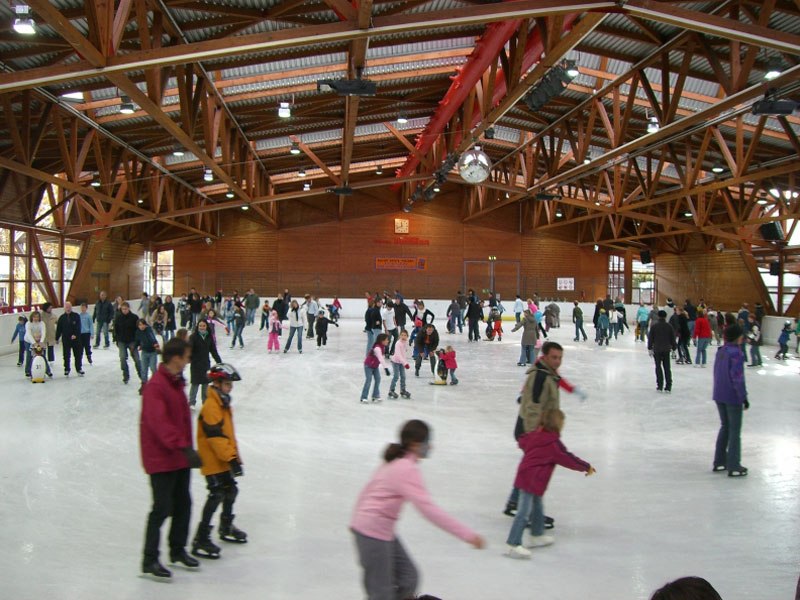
left=391, top=339, right=410, bottom=366
left=440, top=350, right=458, bottom=370
left=514, top=429, right=590, bottom=496
left=350, top=454, right=476, bottom=542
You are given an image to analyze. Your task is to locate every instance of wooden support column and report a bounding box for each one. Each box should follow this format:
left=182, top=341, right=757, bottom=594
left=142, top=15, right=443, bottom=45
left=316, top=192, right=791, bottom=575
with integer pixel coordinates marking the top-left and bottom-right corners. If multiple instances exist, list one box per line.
left=624, top=247, right=633, bottom=304
left=29, top=232, right=60, bottom=306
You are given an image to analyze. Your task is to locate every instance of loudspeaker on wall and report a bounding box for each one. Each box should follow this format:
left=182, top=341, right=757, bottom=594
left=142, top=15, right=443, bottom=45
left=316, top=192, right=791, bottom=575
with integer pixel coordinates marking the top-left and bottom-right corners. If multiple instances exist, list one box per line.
left=760, top=222, right=784, bottom=241
left=640, top=250, right=652, bottom=264
left=770, top=261, right=781, bottom=276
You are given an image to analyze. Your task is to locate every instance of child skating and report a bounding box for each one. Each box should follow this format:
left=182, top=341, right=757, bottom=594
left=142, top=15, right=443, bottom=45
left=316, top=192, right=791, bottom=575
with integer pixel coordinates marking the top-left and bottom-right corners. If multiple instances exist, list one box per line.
left=440, top=345, right=459, bottom=385
left=776, top=321, right=792, bottom=359
left=267, top=309, right=282, bottom=352
left=361, top=333, right=391, bottom=403
left=350, top=420, right=484, bottom=600
left=315, top=309, right=338, bottom=348
left=11, top=315, right=26, bottom=367
left=506, top=409, right=595, bottom=558
left=192, top=363, right=248, bottom=559
left=388, top=329, right=411, bottom=399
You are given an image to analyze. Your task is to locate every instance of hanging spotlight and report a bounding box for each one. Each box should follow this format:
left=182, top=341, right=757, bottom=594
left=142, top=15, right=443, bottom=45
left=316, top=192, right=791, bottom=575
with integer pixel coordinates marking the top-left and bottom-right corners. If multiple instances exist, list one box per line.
left=583, top=151, right=592, bottom=165
left=226, top=189, right=235, bottom=198
left=203, top=169, right=213, bottom=182
left=241, top=205, right=249, bottom=211
left=711, top=163, right=725, bottom=174
left=764, top=57, right=783, bottom=81
left=303, top=182, right=311, bottom=191
left=60, top=91, right=84, bottom=101
left=564, top=59, right=579, bottom=79
left=90, top=176, right=101, bottom=188
left=137, top=199, right=144, bottom=204
left=119, top=95, right=135, bottom=114
left=433, top=183, right=441, bottom=193
left=375, top=165, right=383, bottom=175
left=555, top=210, right=563, bottom=217
left=593, top=244, right=599, bottom=252
left=278, top=101, right=291, bottom=118
left=396, top=112, right=408, bottom=124
left=646, top=116, right=660, bottom=134
left=172, top=148, right=185, bottom=157
left=683, top=211, right=693, bottom=217
left=289, top=141, right=301, bottom=155
left=757, top=197, right=768, bottom=205
left=13, top=5, right=35, bottom=35
left=484, top=127, right=495, bottom=140
left=298, top=168, right=306, bottom=178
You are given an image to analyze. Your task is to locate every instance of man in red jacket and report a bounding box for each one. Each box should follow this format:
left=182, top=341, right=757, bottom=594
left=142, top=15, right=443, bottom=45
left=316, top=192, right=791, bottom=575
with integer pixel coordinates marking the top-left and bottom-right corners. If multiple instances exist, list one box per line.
left=140, top=337, right=202, bottom=579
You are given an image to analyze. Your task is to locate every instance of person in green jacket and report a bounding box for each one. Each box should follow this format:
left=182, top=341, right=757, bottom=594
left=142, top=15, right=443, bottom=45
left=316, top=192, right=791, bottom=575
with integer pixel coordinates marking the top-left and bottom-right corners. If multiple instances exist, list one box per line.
left=572, top=301, right=587, bottom=342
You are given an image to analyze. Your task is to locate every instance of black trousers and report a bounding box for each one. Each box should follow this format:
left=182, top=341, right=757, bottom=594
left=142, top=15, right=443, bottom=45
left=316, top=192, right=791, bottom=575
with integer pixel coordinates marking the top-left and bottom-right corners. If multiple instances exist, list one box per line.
left=468, top=318, right=480, bottom=341
left=199, top=471, right=238, bottom=528
left=62, top=339, right=83, bottom=372
left=414, top=353, right=436, bottom=374
left=317, top=332, right=327, bottom=346
left=306, top=315, right=316, bottom=338
left=653, top=351, right=672, bottom=391
left=143, top=469, right=192, bottom=563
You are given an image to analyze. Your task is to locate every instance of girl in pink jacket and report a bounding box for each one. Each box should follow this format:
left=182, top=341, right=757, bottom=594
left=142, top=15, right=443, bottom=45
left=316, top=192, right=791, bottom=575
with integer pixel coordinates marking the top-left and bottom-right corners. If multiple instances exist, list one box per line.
left=350, top=420, right=484, bottom=600
left=267, top=310, right=281, bottom=352
left=505, top=409, right=595, bottom=559
left=361, top=333, right=391, bottom=403
left=388, top=329, right=411, bottom=399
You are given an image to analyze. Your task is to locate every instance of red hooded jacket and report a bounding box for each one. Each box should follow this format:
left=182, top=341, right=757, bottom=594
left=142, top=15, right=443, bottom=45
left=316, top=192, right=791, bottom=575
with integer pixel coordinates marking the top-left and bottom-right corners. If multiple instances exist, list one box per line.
left=140, top=364, right=193, bottom=475
left=514, top=429, right=591, bottom=496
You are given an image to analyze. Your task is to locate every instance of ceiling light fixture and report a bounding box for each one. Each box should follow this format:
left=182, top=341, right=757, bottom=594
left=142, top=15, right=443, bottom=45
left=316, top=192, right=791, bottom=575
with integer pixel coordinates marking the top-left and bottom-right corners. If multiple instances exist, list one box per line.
left=303, top=182, right=311, bottom=191
left=764, top=57, right=783, bottom=81
left=684, top=211, right=693, bottom=217
left=13, top=5, right=35, bottom=34
left=433, top=184, right=441, bottom=193
left=711, top=163, right=725, bottom=174
left=555, top=210, right=563, bottom=218
left=226, top=190, right=235, bottom=198
left=90, top=177, right=101, bottom=188
left=60, top=91, right=84, bottom=101
left=396, top=112, right=408, bottom=124
left=757, top=197, right=768, bottom=205
left=298, top=168, right=306, bottom=178
left=565, top=59, right=580, bottom=79
left=241, top=205, right=249, bottom=211
left=646, top=116, right=660, bottom=134
left=375, top=165, right=383, bottom=175
left=278, top=101, right=291, bottom=118
left=593, top=244, right=599, bottom=252
left=289, top=141, right=301, bottom=155
left=203, top=169, right=213, bottom=182
left=172, top=148, right=185, bottom=157
left=119, top=95, right=135, bottom=115
left=137, top=199, right=144, bottom=204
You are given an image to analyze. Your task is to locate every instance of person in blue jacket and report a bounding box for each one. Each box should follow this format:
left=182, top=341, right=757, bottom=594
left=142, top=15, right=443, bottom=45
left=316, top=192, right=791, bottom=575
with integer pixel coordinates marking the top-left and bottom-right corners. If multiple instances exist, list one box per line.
left=11, top=315, right=27, bottom=367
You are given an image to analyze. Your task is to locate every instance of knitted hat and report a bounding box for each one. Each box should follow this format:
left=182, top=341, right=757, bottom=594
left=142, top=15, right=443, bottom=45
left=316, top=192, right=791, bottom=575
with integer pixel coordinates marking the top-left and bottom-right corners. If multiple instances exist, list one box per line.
left=724, top=324, right=743, bottom=342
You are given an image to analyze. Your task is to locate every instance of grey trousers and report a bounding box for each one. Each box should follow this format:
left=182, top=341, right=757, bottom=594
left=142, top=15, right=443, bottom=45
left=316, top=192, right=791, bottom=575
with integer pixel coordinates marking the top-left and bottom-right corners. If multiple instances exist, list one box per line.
left=352, top=530, right=418, bottom=600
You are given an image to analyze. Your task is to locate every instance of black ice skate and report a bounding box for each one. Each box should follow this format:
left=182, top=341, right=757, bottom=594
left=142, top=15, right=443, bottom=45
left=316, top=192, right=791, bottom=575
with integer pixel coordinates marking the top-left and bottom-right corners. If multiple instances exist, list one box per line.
left=142, top=560, right=171, bottom=579
left=388, top=391, right=399, bottom=399
left=219, top=515, right=247, bottom=543
left=192, top=525, right=221, bottom=559
left=169, top=548, right=200, bottom=568
left=400, top=390, right=411, bottom=399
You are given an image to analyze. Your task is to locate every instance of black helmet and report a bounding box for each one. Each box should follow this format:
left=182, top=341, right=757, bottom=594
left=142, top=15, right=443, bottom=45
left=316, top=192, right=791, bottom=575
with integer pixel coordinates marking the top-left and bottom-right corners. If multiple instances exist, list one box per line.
left=208, top=363, right=241, bottom=382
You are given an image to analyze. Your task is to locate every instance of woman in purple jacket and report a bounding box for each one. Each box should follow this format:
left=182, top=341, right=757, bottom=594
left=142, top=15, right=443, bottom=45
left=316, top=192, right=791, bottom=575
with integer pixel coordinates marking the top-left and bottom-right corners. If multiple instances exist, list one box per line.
left=712, top=325, right=749, bottom=477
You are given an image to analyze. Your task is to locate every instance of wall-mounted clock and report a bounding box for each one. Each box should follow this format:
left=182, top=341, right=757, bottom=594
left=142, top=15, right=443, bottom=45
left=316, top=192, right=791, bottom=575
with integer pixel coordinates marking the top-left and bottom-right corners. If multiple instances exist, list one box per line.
left=394, top=218, right=410, bottom=234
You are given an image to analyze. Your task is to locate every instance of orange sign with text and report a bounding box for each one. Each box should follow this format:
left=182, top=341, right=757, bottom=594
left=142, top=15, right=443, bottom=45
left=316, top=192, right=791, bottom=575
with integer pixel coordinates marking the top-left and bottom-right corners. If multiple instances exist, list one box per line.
left=375, top=257, right=427, bottom=271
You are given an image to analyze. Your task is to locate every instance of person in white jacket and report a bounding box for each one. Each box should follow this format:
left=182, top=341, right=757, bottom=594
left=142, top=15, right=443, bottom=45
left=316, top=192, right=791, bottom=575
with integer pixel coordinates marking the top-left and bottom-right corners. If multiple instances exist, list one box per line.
left=388, top=330, right=412, bottom=399
left=608, top=306, right=619, bottom=339
left=513, top=295, right=526, bottom=324
left=24, top=311, right=52, bottom=378
left=283, top=300, right=307, bottom=354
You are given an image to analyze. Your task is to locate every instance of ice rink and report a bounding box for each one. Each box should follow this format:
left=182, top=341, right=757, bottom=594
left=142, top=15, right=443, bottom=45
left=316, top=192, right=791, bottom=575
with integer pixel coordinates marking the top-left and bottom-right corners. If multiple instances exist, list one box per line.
left=2, top=317, right=798, bottom=600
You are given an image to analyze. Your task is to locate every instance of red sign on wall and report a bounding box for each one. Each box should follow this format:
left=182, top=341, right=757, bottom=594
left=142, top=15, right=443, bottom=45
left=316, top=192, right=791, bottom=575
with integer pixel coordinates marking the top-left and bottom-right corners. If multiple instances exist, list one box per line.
left=375, top=257, right=427, bottom=271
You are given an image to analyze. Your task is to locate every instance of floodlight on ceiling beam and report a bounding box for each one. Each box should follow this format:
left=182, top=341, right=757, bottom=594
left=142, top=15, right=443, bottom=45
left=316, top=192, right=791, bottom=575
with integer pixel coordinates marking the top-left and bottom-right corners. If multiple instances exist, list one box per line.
left=764, top=57, right=783, bottom=81
left=289, top=141, right=301, bottom=155
left=646, top=116, right=660, bottom=134
left=564, top=59, right=579, bottom=79
left=13, top=4, right=35, bottom=35
left=396, top=112, right=408, bottom=124
left=375, top=165, right=383, bottom=175
left=711, top=163, right=725, bottom=174
left=298, top=168, right=306, bottom=178
left=226, top=189, right=235, bottom=198
left=203, top=168, right=213, bottom=182
left=119, top=95, right=135, bottom=114
left=172, top=148, right=185, bottom=157
left=278, top=101, right=291, bottom=119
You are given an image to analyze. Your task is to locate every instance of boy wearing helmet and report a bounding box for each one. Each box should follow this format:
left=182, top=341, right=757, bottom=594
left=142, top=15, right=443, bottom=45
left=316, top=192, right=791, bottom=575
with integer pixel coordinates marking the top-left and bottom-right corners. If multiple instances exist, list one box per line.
left=191, top=363, right=247, bottom=559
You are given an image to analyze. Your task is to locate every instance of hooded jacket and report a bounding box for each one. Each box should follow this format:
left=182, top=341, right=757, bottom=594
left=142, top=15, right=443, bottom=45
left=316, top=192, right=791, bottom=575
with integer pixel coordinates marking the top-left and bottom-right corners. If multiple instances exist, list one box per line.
left=93, top=298, right=114, bottom=324
left=514, top=429, right=591, bottom=496
left=712, top=342, right=747, bottom=406
left=648, top=319, right=677, bottom=353
left=197, top=385, right=241, bottom=477
left=189, top=330, right=222, bottom=385
left=518, top=361, right=561, bottom=434
left=114, top=310, right=140, bottom=344
left=140, top=364, right=193, bottom=475
left=512, top=313, right=538, bottom=346
left=414, top=328, right=439, bottom=355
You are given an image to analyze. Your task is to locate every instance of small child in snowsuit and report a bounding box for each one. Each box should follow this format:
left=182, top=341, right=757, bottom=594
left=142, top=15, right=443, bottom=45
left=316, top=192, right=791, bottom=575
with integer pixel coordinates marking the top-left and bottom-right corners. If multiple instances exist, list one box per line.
left=11, top=315, right=27, bottom=366
left=776, top=321, right=792, bottom=359
left=267, top=310, right=282, bottom=352
left=230, top=306, right=245, bottom=349
left=440, top=345, right=459, bottom=385
left=487, top=307, right=503, bottom=341
left=388, top=329, right=412, bottom=399
left=315, top=309, right=339, bottom=347
left=505, top=409, right=595, bottom=559
left=192, top=363, right=247, bottom=559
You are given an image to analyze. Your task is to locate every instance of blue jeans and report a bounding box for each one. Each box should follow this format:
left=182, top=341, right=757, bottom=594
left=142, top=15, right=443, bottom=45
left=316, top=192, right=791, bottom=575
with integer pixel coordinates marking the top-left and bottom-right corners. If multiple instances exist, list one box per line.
left=749, top=343, right=762, bottom=366
left=94, top=321, right=110, bottom=347
left=24, top=342, right=52, bottom=377
left=695, top=337, right=711, bottom=364
left=117, top=341, right=141, bottom=382
left=365, top=328, right=382, bottom=354
left=361, top=366, right=381, bottom=400
left=284, top=326, right=303, bottom=351
left=574, top=319, right=587, bottom=340
left=390, top=362, right=406, bottom=393
left=688, top=320, right=695, bottom=339
left=714, top=402, right=743, bottom=471
left=518, top=344, right=535, bottom=364
left=140, top=351, right=158, bottom=383
left=189, top=383, right=208, bottom=405
left=245, top=308, right=256, bottom=325
left=506, top=491, right=544, bottom=545
left=455, top=311, right=463, bottom=333
left=637, top=321, right=648, bottom=342
left=515, top=312, right=521, bottom=324
left=231, top=323, right=244, bottom=347
left=448, top=368, right=458, bottom=384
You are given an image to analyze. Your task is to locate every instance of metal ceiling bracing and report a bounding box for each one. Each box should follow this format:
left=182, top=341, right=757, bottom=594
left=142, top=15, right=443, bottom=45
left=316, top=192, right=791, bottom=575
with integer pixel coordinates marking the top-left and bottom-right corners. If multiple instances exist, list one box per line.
left=0, top=0, right=798, bottom=270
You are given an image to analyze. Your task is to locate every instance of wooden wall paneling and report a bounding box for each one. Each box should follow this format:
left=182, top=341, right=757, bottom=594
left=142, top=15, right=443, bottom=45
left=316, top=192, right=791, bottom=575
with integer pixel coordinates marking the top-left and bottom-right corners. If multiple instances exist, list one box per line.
left=521, top=234, right=607, bottom=300
left=69, top=237, right=144, bottom=301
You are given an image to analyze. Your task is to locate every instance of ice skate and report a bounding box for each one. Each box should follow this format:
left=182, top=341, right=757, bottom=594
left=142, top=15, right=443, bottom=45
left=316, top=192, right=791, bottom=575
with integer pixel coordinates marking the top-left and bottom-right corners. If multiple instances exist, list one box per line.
left=527, top=534, right=555, bottom=548
left=219, top=515, right=247, bottom=543
left=192, top=525, right=221, bottom=559
left=141, top=560, right=172, bottom=579
left=400, top=390, right=411, bottom=399
left=387, top=391, right=399, bottom=399
left=505, top=544, right=531, bottom=559
left=169, top=548, right=200, bottom=568
left=503, top=501, right=517, bottom=517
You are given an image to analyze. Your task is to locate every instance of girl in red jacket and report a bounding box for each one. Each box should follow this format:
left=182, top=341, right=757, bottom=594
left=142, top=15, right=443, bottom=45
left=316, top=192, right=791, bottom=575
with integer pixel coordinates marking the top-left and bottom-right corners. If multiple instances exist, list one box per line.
left=440, top=345, right=458, bottom=385
left=505, top=409, right=595, bottom=559
left=692, top=309, right=713, bottom=367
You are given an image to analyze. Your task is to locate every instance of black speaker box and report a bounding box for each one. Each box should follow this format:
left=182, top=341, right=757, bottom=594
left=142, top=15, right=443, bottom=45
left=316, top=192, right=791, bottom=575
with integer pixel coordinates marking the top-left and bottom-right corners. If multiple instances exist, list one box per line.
left=760, top=222, right=784, bottom=241
left=770, top=261, right=781, bottom=276
left=640, top=250, right=652, bottom=264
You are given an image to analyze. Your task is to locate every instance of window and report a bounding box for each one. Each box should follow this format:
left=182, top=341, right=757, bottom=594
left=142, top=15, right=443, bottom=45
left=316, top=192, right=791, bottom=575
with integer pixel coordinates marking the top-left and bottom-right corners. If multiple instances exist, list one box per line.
left=631, top=260, right=655, bottom=304
left=155, top=250, right=174, bottom=297
left=0, top=226, right=82, bottom=307
left=608, top=255, right=625, bottom=300
left=143, top=251, right=155, bottom=296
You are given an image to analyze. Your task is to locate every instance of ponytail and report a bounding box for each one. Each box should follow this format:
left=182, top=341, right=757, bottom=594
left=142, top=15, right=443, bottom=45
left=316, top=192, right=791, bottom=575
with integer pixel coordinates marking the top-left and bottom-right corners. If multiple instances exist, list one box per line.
left=383, top=419, right=430, bottom=463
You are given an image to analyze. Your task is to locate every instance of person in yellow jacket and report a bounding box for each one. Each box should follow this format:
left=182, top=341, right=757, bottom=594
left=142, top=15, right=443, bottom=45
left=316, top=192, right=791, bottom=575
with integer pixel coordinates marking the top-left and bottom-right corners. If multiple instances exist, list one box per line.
left=191, top=363, right=247, bottom=559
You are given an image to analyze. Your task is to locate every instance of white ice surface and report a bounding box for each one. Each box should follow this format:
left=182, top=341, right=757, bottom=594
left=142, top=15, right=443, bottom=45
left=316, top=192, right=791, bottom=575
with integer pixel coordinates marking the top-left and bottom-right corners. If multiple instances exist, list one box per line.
left=1, top=319, right=798, bottom=600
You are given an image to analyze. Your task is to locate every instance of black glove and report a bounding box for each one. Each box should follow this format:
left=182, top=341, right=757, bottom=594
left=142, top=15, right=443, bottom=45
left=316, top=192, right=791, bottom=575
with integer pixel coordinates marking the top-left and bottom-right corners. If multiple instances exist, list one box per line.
left=744, top=399, right=750, bottom=410
left=182, top=447, right=202, bottom=469
left=384, top=368, right=391, bottom=376
left=229, top=458, right=243, bottom=477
